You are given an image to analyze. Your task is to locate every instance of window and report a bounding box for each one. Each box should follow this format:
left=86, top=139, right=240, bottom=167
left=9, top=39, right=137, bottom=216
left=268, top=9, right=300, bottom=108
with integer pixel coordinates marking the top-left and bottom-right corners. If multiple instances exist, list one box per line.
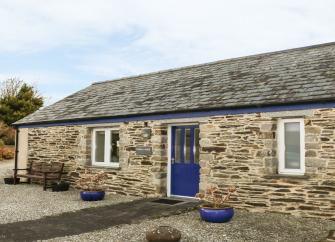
left=194, top=128, right=200, bottom=163
left=185, top=128, right=191, bottom=163
left=92, top=128, right=120, bottom=167
left=277, top=119, right=305, bottom=175
left=172, top=126, right=199, bottom=164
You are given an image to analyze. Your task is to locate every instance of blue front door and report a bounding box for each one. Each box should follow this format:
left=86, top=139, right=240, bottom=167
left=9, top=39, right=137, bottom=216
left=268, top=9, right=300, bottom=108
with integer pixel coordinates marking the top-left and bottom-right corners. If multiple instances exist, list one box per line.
left=171, top=125, right=200, bottom=197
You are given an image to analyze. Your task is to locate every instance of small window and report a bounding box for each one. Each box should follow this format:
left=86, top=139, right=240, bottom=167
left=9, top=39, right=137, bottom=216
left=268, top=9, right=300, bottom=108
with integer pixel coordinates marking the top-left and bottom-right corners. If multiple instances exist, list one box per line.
left=277, top=119, right=305, bottom=175
left=174, top=128, right=181, bottom=163
left=95, top=131, right=105, bottom=163
left=92, top=128, right=120, bottom=167
left=185, top=128, right=191, bottom=163
left=110, top=131, right=119, bottom=164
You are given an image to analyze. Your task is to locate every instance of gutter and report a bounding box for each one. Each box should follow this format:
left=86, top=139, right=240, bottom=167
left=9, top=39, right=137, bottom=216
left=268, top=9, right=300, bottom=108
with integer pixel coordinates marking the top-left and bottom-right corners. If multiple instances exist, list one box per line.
left=12, top=99, right=335, bottom=128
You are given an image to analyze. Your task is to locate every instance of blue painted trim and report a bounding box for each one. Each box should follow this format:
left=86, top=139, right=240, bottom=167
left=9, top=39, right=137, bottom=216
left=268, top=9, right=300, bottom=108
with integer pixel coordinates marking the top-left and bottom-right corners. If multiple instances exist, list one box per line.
left=16, top=101, right=335, bottom=128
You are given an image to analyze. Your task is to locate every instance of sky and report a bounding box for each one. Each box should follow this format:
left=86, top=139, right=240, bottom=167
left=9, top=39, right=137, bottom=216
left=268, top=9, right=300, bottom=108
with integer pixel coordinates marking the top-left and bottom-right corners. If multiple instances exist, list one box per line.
left=0, top=0, right=335, bottom=105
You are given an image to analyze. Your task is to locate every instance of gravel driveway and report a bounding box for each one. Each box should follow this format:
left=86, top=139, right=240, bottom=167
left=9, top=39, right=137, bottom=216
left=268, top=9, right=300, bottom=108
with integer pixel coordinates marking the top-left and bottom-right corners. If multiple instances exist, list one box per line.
left=45, top=209, right=335, bottom=242
left=0, top=160, right=138, bottom=224
left=0, top=183, right=138, bottom=224
left=0, top=161, right=334, bottom=242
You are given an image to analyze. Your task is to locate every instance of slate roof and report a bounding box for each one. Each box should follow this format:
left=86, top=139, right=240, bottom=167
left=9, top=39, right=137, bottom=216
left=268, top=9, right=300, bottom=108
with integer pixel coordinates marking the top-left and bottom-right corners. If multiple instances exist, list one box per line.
left=15, top=42, right=335, bottom=125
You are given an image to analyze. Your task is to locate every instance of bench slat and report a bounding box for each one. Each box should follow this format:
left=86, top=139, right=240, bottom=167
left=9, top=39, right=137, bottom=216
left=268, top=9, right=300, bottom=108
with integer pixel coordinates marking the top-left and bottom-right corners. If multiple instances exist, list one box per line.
left=14, top=161, right=65, bottom=191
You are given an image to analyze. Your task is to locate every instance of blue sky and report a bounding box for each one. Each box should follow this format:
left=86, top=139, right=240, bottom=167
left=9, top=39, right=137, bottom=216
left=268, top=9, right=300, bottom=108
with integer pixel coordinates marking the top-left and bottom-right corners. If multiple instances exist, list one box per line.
left=1, top=0, right=335, bottom=105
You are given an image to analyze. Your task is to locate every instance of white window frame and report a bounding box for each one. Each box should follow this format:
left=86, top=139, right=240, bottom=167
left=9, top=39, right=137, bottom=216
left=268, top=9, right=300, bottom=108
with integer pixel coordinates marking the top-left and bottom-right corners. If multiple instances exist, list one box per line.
left=92, top=128, right=119, bottom=167
left=277, top=118, right=305, bottom=175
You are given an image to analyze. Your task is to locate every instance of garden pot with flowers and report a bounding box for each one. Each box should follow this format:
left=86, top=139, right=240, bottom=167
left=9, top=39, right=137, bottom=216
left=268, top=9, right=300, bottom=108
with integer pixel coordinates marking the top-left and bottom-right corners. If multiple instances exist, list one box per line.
left=77, top=170, right=108, bottom=201
left=3, top=169, right=20, bottom=185
left=196, top=185, right=236, bottom=223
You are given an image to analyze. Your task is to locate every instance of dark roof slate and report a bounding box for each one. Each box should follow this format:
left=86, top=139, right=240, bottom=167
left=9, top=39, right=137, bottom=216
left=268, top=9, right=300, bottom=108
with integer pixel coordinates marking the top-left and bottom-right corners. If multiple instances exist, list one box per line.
left=15, top=42, right=335, bottom=125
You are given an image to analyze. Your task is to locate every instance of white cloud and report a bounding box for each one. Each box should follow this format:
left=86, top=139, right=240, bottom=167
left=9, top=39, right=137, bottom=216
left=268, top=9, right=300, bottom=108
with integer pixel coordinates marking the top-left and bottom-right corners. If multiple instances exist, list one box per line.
left=0, top=0, right=147, bottom=53
left=77, top=0, right=335, bottom=76
left=1, top=0, right=334, bottom=55
left=0, top=0, right=335, bottom=101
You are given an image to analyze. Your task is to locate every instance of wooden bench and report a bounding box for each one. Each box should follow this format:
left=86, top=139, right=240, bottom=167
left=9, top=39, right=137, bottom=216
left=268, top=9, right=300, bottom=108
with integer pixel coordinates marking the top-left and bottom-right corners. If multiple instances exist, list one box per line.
left=13, top=161, right=65, bottom=191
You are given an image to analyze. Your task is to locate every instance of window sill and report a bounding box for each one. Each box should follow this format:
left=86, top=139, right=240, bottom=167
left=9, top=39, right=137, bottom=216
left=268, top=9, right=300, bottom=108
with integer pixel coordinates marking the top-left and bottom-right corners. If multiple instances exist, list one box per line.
left=263, top=174, right=310, bottom=180
left=84, top=165, right=121, bottom=170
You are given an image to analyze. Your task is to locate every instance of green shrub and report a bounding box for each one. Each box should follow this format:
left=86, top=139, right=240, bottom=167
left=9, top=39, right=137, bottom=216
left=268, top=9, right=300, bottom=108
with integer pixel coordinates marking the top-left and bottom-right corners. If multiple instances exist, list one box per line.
left=0, top=78, right=44, bottom=125
left=0, top=122, right=15, bottom=145
left=0, top=147, right=15, bottom=160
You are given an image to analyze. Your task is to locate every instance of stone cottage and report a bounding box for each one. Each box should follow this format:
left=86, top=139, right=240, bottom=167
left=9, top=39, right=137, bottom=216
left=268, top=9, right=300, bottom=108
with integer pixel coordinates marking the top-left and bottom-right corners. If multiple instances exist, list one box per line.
left=13, top=42, right=335, bottom=219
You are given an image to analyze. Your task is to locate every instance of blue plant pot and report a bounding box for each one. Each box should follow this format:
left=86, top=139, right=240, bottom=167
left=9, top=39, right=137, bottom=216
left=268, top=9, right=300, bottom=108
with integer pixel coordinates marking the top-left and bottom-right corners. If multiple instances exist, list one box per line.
left=199, top=207, right=234, bottom=223
left=80, top=191, right=105, bottom=201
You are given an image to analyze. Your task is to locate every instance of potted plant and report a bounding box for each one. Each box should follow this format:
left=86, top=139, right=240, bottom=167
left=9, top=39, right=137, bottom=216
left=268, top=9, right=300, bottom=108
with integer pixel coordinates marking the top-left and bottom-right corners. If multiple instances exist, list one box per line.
left=51, top=181, right=70, bottom=192
left=3, top=169, right=20, bottom=185
left=77, top=170, right=108, bottom=201
left=196, top=185, right=236, bottom=223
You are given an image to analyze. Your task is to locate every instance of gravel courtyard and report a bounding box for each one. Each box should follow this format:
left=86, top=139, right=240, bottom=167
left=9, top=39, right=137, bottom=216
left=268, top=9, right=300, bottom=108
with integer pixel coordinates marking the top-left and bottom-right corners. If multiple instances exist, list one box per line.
left=44, top=209, right=335, bottom=242
left=0, top=183, right=138, bottom=224
left=0, top=179, right=334, bottom=241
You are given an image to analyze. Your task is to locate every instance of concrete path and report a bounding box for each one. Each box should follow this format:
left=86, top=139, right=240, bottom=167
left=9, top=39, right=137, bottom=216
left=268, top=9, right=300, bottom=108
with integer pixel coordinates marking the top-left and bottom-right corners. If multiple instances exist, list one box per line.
left=0, top=159, right=14, bottom=179
left=0, top=198, right=197, bottom=242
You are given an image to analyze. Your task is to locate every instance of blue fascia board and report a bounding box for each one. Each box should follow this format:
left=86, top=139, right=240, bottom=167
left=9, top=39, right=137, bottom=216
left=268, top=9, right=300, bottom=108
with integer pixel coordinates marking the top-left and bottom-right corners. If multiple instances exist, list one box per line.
left=16, top=102, right=335, bottom=128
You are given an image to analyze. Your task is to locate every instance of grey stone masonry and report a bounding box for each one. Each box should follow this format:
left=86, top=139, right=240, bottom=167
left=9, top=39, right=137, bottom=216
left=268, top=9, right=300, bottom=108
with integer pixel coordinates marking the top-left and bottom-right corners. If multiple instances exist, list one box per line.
left=199, top=108, right=335, bottom=219
left=26, top=108, right=335, bottom=219
left=28, top=121, right=168, bottom=197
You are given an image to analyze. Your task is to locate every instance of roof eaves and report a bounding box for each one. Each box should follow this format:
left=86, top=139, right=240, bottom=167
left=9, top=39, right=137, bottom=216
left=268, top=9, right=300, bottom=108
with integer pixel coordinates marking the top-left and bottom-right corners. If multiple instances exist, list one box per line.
left=13, top=98, right=335, bottom=127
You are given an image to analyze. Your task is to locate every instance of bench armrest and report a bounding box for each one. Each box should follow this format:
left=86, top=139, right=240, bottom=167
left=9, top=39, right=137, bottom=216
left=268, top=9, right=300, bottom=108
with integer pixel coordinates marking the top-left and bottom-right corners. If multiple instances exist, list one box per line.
left=13, top=168, right=29, bottom=171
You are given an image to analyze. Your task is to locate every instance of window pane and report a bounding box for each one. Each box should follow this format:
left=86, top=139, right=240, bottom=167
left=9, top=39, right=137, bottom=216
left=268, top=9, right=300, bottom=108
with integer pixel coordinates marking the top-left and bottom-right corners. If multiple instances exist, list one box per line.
left=194, top=128, right=200, bottom=163
left=185, top=128, right=191, bottom=163
left=284, top=122, right=300, bottom=169
left=95, top=131, right=105, bottom=162
left=175, top=128, right=181, bottom=163
left=110, top=131, right=119, bottom=163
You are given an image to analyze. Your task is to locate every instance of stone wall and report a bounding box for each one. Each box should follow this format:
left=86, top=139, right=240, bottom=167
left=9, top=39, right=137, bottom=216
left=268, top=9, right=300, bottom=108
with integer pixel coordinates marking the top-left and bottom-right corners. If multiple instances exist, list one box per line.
left=28, top=126, right=89, bottom=172
left=200, top=108, right=335, bottom=219
left=27, top=122, right=168, bottom=197
left=26, top=108, right=335, bottom=219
